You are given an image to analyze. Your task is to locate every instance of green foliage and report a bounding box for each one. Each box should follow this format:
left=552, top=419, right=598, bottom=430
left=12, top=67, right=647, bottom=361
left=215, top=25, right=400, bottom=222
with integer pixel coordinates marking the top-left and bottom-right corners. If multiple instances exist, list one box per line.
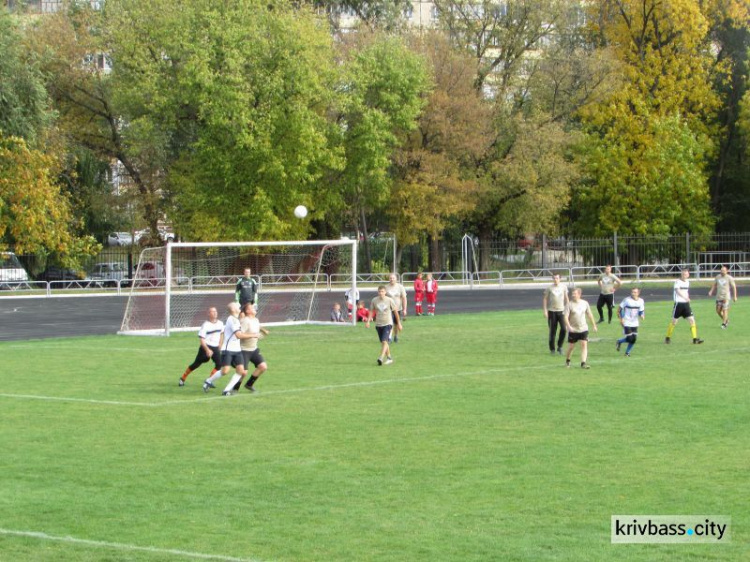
left=0, top=133, right=100, bottom=262
left=0, top=9, right=54, bottom=146
left=573, top=115, right=714, bottom=236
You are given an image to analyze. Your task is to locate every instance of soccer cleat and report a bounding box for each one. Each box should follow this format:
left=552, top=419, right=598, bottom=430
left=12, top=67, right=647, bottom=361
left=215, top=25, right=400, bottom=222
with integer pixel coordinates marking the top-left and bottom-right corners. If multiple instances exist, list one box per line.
left=384, top=358, right=393, bottom=365
left=221, top=390, right=235, bottom=396
left=244, top=384, right=256, bottom=393
left=556, top=348, right=563, bottom=355
left=581, top=363, right=590, bottom=369
left=377, top=358, right=383, bottom=366
left=693, top=338, right=704, bottom=344
left=625, top=352, right=631, bottom=357
left=616, top=341, right=621, bottom=352
left=550, top=350, right=556, bottom=355
left=597, top=319, right=604, bottom=324
left=393, top=335, right=398, bottom=343
left=664, top=337, right=671, bottom=344
left=202, top=379, right=215, bottom=393
left=721, top=323, right=726, bottom=329
left=178, top=379, right=185, bottom=387
left=565, top=359, right=570, bottom=368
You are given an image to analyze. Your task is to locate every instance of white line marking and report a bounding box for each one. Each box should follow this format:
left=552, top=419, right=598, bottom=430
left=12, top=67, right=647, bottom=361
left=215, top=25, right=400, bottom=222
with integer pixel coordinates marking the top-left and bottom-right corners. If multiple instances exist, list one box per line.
left=0, top=528, right=264, bottom=562
left=0, top=346, right=742, bottom=407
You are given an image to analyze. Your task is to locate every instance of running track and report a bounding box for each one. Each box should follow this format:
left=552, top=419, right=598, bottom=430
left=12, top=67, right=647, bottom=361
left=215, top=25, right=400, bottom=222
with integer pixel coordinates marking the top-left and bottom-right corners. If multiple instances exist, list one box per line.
left=0, top=285, right=700, bottom=342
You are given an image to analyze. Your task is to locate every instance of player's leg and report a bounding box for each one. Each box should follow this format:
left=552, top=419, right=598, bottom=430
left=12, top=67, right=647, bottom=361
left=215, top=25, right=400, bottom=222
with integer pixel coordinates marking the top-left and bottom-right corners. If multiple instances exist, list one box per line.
left=580, top=339, right=590, bottom=368
left=244, top=351, right=267, bottom=392
left=203, top=356, right=231, bottom=392
left=687, top=315, right=703, bottom=344
left=565, top=339, right=575, bottom=367
left=624, top=330, right=637, bottom=356
left=665, top=304, right=679, bottom=343
left=180, top=347, right=208, bottom=386
left=596, top=294, right=606, bottom=323
left=555, top=312, right=566, bottom=353
left=606, top=294, right=615, bottom=323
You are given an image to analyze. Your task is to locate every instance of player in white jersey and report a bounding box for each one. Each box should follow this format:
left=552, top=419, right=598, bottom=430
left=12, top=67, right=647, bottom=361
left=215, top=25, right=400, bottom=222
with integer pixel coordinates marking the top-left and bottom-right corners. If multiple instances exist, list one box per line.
left=665, top=268, right=703, bottom=344
left=179, top=307, right=224, bottom=386
left=707, top=265, right=738, bottom=329
left=615, top=288, right=645, bottom=357
left=563, top=288, right=597, bottom=369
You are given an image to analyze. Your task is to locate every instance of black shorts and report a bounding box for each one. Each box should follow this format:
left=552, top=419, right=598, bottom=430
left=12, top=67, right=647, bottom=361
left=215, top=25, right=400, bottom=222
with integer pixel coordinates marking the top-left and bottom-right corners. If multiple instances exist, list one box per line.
left=242, top=348, right=265, bottom=369
left=376, top=325, right=393, bottom=343
left=221, top=350, right=244, bottom=368
left=568, top=331, right=589, bottom=343
left=672, top=302, right=693, bottom=319
left=193, top=345, right=222, bottom=369
left=622, top=326, right=638, bottom=336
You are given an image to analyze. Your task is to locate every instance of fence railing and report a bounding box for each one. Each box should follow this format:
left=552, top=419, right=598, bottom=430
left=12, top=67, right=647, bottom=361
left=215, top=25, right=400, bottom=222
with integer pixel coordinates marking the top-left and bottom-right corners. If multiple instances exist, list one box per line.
left=2, top=262, right=750, bottom=298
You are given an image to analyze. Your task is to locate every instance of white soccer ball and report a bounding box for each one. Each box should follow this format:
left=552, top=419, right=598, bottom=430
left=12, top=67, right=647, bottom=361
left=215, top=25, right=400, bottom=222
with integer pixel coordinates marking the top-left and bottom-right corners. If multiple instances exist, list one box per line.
left=294, top=205, right=308, bottom=219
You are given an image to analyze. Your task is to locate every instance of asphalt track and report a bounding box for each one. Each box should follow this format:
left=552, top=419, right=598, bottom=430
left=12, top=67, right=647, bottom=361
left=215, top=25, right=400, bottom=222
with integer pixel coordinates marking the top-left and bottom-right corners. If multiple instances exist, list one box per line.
left=0, top=285, right=696, bottom=342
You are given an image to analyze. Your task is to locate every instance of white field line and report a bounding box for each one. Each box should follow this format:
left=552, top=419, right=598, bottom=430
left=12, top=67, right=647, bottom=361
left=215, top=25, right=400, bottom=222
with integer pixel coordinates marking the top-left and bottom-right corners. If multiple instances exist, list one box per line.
left=0, top=528, right=264, bottom=562
left=0, top=346, right=740, bottom=408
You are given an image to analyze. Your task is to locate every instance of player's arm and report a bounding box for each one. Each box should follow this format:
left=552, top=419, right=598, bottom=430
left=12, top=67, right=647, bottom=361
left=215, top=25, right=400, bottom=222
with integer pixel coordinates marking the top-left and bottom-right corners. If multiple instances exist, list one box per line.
left=613, top=275, right=622, bottom=289
left=708, top=282, right=716, bottom=297
left=563, top=308, right=572, bottom=332
left=235, top=280, right=242, bottom=303
left=542, top=293, right=549, bottom=318
left=393, top=307, right=402, bottom=330
left=731, top=279, right=738, bottom=301
left=199, top=336, right=213, bottom=356
left=365, top=306, right=375, bottom=327
left=587, top=306, right=598, bottom=332
left=564, top=288, right=570, bottom=306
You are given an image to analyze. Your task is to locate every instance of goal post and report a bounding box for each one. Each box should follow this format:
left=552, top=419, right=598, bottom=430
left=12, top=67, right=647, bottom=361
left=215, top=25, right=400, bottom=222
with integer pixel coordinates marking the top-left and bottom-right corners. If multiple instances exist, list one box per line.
left=119, top=239, right=358, bottom=336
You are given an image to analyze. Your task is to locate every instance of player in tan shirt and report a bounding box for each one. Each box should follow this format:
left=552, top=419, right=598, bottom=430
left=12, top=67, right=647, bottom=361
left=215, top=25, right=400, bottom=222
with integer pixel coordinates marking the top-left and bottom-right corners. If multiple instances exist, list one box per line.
left=564, top=288, right=598, bottom=369
left=596, top=265, right=622, bottom=324
left=366, top=286, right=402, bottom=365
left=543, top=273, right=570, bottom=354
left=708, top=265, right=738, bottom=329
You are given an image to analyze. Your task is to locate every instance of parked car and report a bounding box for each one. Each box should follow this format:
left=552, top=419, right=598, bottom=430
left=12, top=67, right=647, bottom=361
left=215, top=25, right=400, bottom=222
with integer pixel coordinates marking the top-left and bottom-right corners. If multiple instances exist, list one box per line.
left=134, top=261, right=188, bottom=286
left=90, top=262, right=129, bottom=287
left=107, top=232, right=134, bottom=246
left=0, top=252, right=30, bottom=289
left=36, top=266, right=90, bottom=287
left=135, top=228, right=176, bottom=245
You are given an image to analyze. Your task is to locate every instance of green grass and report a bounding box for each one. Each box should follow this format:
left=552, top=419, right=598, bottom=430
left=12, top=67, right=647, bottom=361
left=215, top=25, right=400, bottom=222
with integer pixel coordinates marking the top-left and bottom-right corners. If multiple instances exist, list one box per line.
left=0, top=299, right=748, bottom=561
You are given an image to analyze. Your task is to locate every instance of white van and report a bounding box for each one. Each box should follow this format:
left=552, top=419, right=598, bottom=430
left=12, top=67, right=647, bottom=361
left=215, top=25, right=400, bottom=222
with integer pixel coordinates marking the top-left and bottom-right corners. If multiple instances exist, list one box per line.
left=90, top=261, right=128, bottom=287
left=0, top=252, right=30, bottom=289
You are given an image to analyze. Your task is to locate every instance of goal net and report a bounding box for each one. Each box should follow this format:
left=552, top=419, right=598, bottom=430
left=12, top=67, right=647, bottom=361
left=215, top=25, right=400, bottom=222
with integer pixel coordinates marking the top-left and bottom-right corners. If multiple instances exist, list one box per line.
left=119, top=239, right=358, bottom=336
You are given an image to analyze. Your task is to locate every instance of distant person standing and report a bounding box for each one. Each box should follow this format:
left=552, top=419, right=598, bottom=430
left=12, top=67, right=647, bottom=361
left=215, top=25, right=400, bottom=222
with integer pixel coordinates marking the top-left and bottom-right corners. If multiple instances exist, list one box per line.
left=616, top=288, right=645, bottom=357
left=543, top=273, right=569, bottom=355
left=385, top=273, right=407, bottom=341
left=179, top=307, right=224, bottom=386
left=344, top=286, right=360, bottom=319
left=235, top=267, right=258, bottom=312
left=366, top=286, right=401, bottom=365
left=564, top=288, right=597, bottom=368
left=425, top=273, right=439, bottom=316
left=665, top=268, right=704, bottom=345
left=413, top=272, right=425, bottom=316
left=708, top=265, right=738, bottom=329
left=596, top=265, right=622, bottom=324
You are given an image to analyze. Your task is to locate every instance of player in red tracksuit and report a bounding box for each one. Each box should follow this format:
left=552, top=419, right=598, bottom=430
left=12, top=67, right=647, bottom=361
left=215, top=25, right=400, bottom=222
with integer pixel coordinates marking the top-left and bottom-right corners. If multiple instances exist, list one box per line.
left=425, top=273, right=438, bottom=316
left=413, top=272, right=425, bottom=316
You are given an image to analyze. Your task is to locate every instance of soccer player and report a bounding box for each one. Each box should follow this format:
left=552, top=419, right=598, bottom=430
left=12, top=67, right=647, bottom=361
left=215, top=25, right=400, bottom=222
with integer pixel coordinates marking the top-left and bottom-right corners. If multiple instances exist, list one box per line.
left=229, top=303, right=269, bottom=393
left=330, top=302, right=346, bottom=322
left=564, top=288, right=597, bottom=369
left=616, top=288, right=645, bottom=357
left=665, top=268, right=704, bottom=345
left=596, top=265, right=622, bottom=324
left=179, top=307, right=224, bottom=386
left=385, top=273, right=407, bottom=341
left=707, top=265, right=738, bottom=329
left=235, top=267, right=258, bottom=313
left=543, top=273, right=569, bottom=355
left=366, top=285, right=401, bottom=365
left=413, top=272, right=425, bottom=316
left=202, top=302, right=247, bottom=394
left=425, top=273, right=439, bottom=316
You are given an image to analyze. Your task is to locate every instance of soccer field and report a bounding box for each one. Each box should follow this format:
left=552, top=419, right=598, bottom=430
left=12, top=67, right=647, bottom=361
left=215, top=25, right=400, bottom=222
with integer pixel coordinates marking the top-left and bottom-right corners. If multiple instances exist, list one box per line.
left=1, top=299, right=747, bottom=561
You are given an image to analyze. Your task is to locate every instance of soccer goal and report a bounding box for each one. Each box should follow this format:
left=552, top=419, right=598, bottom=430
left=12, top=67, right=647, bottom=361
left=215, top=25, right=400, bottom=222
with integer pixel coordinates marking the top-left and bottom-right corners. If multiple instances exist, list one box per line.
left=119, top=239, right=358, bottom=336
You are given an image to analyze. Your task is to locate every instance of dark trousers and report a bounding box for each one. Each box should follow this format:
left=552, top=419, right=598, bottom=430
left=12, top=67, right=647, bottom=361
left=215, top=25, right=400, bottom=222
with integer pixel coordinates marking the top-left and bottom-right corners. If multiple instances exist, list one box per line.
left=596, top=293, right=615, bottom=321
left=548, top=311, right=566, bottom=351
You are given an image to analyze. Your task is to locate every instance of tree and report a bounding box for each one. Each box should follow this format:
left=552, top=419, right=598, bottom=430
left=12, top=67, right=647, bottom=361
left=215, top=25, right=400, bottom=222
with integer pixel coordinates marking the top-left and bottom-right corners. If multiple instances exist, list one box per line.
left=307, top=0, right=414, bottom=32
left=390, top=33, right=493, bottom=270
left=0, top=9, right=54, bottom=146
left=335, top=33, right=431, bottom=270
left=0, top=132, right=99, bottom=262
